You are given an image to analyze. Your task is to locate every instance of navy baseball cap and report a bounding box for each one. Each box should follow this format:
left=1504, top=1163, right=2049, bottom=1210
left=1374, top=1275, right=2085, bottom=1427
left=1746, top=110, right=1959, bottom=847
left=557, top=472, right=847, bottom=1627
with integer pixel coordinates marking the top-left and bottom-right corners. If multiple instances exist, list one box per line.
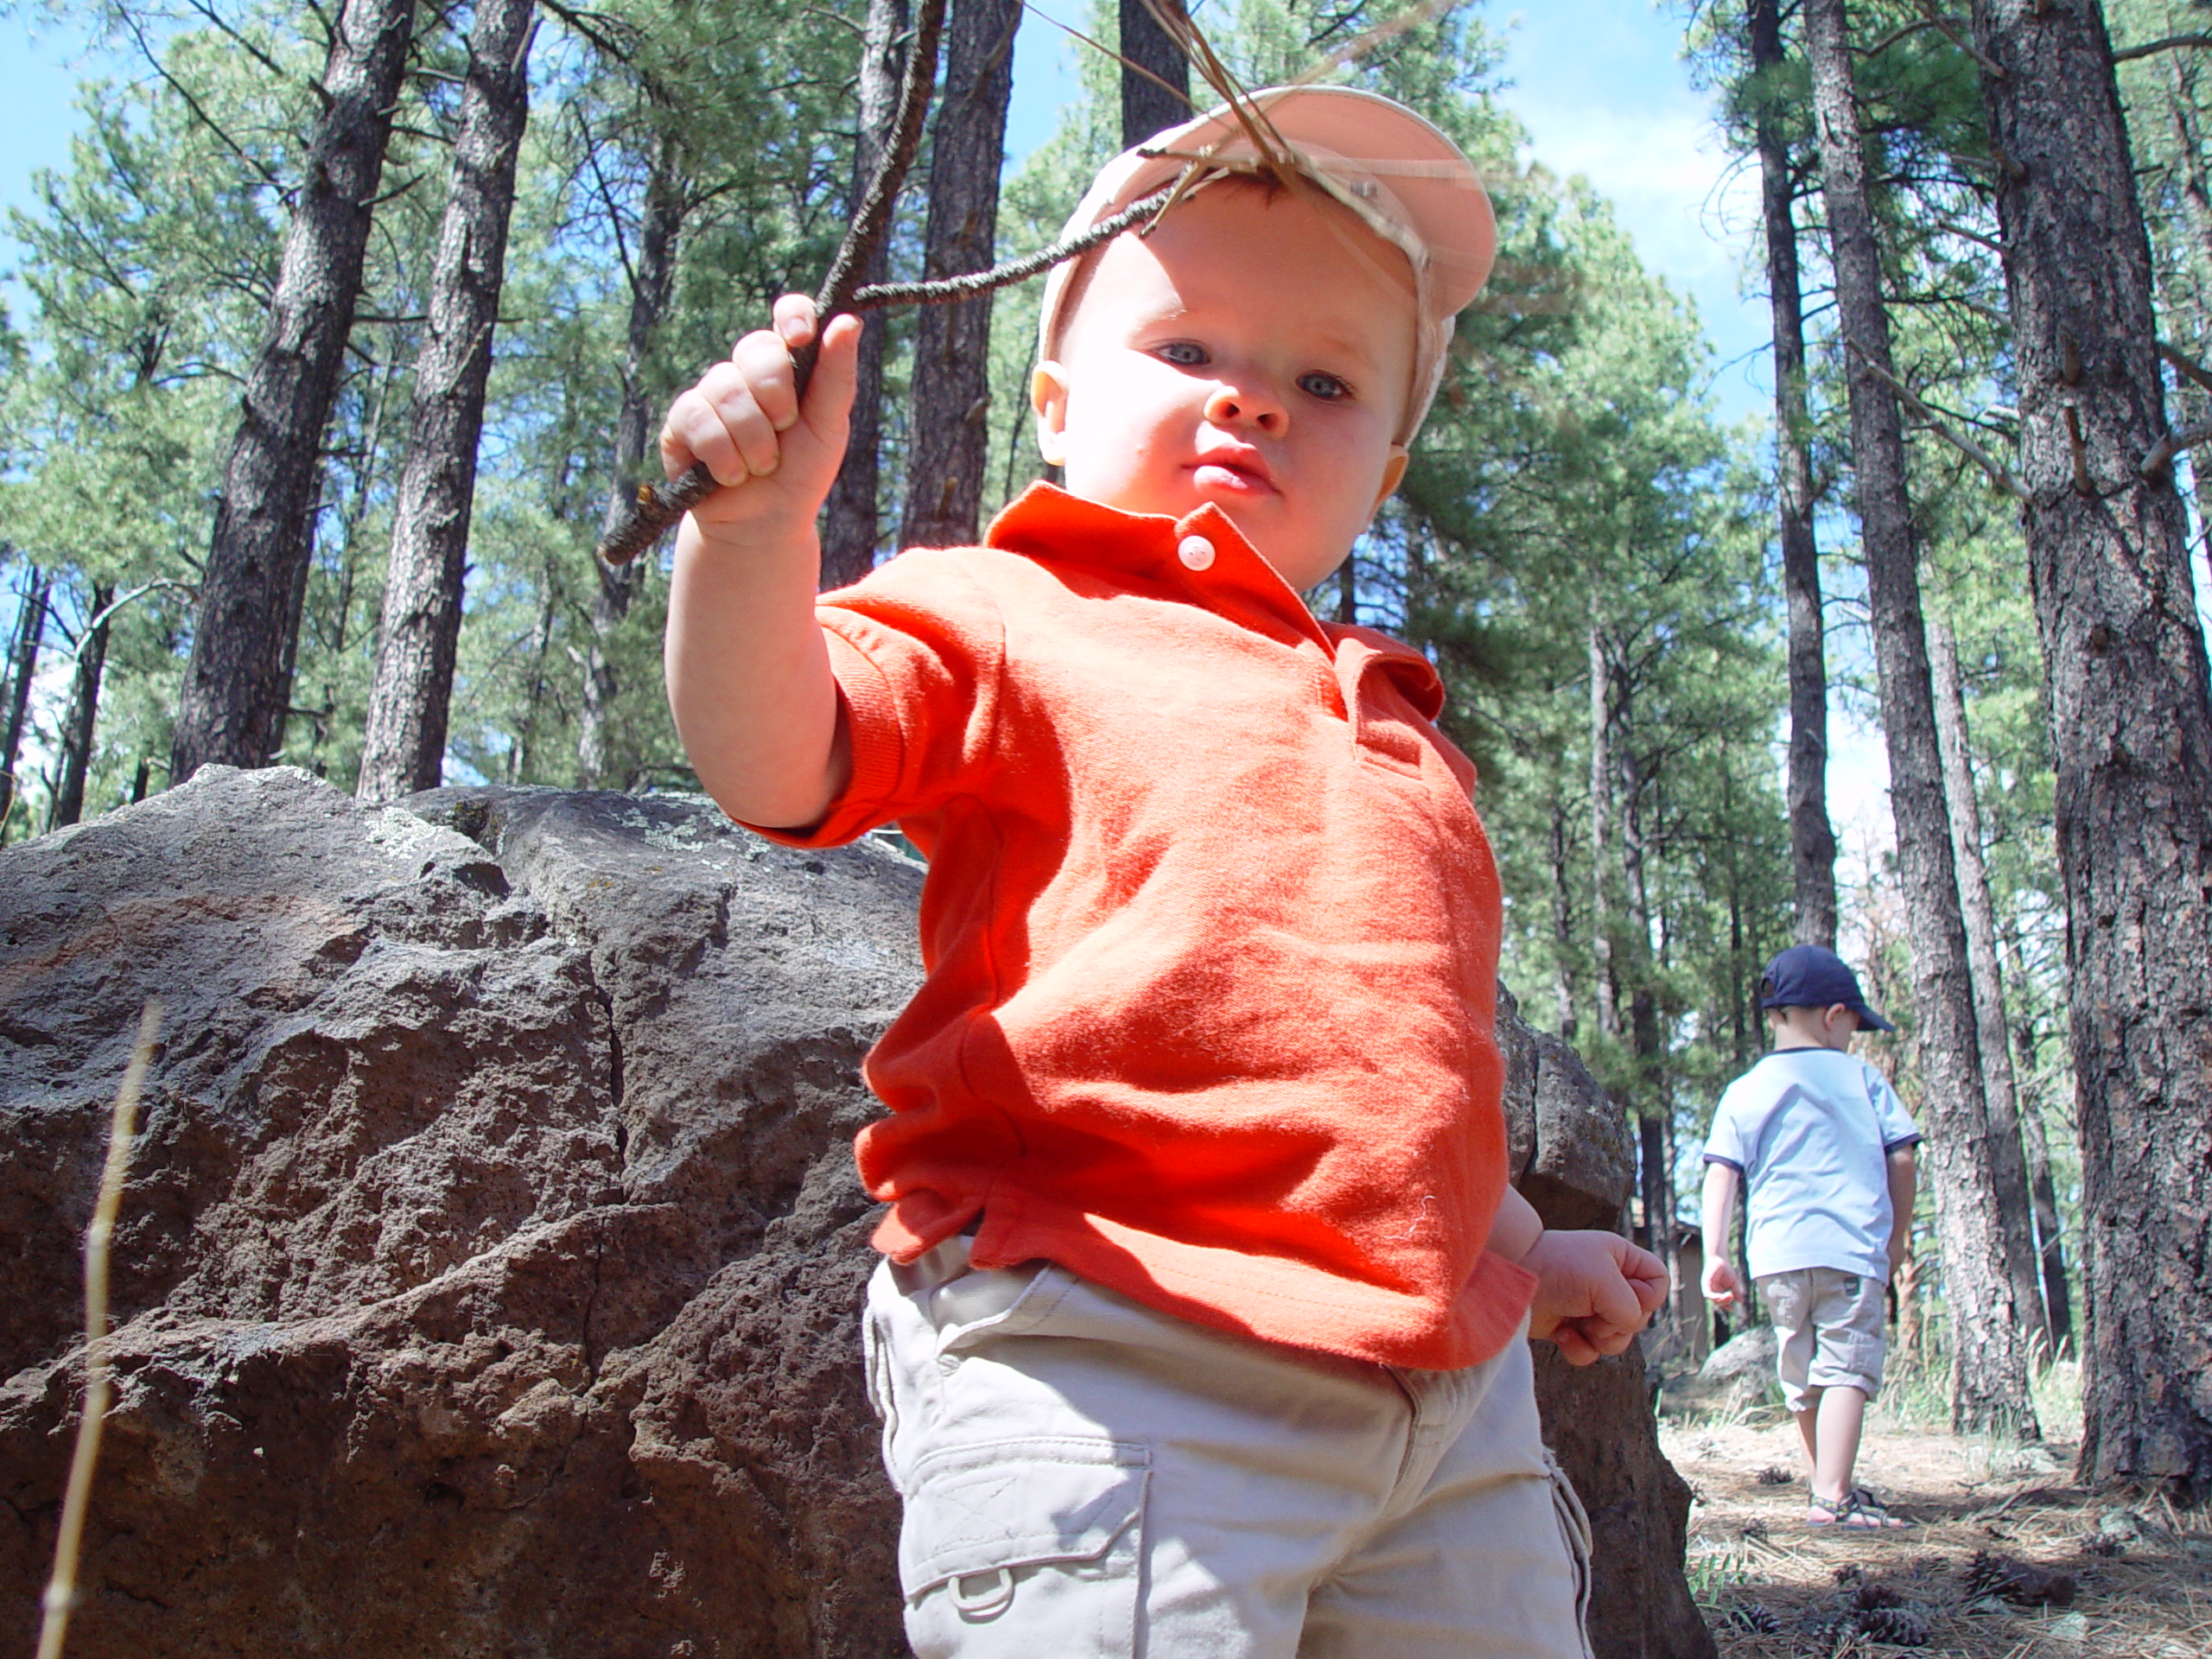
left=1758, top=944, right=1896, bottom=1033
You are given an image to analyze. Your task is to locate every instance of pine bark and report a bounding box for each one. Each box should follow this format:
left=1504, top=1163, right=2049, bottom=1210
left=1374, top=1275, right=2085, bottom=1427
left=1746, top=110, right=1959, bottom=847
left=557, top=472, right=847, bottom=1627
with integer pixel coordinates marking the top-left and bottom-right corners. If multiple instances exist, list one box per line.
left=49, top=582, right=112, bottom=830
left=578, top=137, right=682, bottom=789
left=356, top=0, right=537, bottom=804
left=2012, top=1014, right=2073, bottom=1352
left=899, top=0, right=1020, bottom=550
left=1968, top=0, right=2212, bottom=1489
left=1549, top=793, right=1580, bottom=1042
left=1120, top=0, right=1191, bottom=147
left=820, top=0, right=906, bottom=589
left=1, top=564, right=49, bottom=831
left=1929, top=618, right=2051, bottom=1353
left=1749, top=0, right=1838, bottom=950
left=171, top=0, right=419, bottom=782
left=1587, top=613, right=1620, bottom=1046
left=1803, top=0, right=2037, bottom=1435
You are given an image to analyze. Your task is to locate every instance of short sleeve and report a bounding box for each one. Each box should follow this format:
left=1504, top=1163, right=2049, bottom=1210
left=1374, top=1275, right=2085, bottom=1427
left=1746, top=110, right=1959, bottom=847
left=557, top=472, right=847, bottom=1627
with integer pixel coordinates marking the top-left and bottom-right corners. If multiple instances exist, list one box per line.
left=1703, top=1085, right=1748, bottom=1173
left=1867, top=1065, right=1921, bottom=1154
left=740, top=549, right=1006, bottom=848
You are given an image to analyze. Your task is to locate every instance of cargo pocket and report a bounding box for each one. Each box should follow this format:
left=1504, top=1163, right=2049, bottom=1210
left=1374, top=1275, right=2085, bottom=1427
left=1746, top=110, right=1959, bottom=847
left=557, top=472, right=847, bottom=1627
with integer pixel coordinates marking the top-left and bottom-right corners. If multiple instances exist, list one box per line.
left=1545, top=1452, right=1596, bottom=1659
left=899, top=1437, right=1147, bottom=1659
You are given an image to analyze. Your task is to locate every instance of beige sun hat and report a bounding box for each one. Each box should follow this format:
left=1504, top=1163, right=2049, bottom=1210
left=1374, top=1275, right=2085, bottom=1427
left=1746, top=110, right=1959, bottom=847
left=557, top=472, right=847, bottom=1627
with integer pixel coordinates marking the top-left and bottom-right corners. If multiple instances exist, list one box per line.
left=1035, top=84, right=1497, bottom=444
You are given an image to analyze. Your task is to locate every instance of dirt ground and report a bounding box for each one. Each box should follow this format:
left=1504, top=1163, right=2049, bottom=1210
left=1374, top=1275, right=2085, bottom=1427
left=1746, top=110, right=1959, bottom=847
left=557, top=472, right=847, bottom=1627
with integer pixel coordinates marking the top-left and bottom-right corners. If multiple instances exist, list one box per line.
left=1662, top=1407, right=2212, bottom=1657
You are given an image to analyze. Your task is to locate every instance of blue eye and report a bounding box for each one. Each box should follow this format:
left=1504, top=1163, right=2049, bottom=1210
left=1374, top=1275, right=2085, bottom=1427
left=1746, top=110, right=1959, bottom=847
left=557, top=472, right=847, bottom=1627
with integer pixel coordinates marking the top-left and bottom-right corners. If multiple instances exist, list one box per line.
left=1299, top=372, right=1351, bottom=401
left=1155, top=341, right=1208, bottom=366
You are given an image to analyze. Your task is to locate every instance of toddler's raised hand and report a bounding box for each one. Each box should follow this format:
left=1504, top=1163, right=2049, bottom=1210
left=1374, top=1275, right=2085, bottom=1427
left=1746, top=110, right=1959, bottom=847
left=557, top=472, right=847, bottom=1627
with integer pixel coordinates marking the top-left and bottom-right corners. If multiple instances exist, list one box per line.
left=1522, top=1230, right=1669, bottom=1366
left=658, top=296, right=862, bottom=539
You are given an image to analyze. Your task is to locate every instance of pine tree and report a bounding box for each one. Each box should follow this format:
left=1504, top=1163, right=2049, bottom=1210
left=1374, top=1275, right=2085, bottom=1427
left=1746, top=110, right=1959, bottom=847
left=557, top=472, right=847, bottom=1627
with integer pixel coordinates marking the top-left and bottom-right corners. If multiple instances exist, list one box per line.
left=1969, top=0, right=2212, bottom=1490
left=357, top=0, right=538, bottom=804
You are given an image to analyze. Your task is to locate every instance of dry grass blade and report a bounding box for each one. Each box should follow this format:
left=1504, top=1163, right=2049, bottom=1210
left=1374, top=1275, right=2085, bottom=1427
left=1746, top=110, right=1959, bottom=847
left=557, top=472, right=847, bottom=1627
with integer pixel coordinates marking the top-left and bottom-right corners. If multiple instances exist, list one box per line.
left=35, top=1001, right=162, bottom=1659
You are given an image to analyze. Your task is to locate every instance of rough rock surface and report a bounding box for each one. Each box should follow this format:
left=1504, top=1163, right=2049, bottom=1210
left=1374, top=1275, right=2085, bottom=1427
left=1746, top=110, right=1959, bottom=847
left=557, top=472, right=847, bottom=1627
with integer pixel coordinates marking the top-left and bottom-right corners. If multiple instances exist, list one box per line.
left=1667, top=1325, right=1783, bottom=1418
left=1, top=768, right=1710, bottom=1657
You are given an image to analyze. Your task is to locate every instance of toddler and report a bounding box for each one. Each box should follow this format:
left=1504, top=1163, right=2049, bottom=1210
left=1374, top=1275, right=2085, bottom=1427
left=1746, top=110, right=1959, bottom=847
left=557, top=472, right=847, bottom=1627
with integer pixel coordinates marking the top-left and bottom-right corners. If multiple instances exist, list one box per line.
left=660, top=86, right=1668, bottom=1657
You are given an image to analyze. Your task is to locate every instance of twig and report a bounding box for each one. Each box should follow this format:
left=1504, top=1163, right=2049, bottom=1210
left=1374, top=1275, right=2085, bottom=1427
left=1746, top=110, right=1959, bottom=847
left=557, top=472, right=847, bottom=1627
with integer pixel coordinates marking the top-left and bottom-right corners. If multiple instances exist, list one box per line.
left=67, top=581, right=197, bottom=663
left=594, top=0, right=949, bottom=567
left=1917, top=3, right=2006, bottom=79
left=849, top=184, right=1177, bottom=308
left=2112, top=33, right=2212, bottom=65
left=2158, top=340, right=2212, bottom=397
left=36, top=1001, right=163, bottom=1659
left=1858, top=16, right=1942, bottom=59
left=1847, top=341, right=2031, bottom=500
left=2139, top=421, right=2212, bottom=485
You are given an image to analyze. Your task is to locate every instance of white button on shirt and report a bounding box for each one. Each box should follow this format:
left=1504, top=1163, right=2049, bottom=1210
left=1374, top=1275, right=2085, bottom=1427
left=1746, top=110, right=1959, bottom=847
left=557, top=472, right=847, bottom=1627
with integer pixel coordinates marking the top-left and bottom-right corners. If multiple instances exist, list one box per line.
left=1178, top=534, right=1217, bottom=571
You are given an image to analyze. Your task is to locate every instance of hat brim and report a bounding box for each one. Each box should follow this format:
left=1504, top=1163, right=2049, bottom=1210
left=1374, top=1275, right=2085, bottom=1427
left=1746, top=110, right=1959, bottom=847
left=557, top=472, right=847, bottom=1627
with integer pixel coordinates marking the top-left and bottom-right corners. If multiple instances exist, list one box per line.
left=1034, top=86, right=1496, bottom=443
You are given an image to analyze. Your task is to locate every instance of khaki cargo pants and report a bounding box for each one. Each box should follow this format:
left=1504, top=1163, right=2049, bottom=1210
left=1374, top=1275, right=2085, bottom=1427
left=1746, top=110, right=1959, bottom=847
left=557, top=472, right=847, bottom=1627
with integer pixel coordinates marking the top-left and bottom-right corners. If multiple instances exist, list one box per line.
left=864, top=1237, right=1595, bottom=1658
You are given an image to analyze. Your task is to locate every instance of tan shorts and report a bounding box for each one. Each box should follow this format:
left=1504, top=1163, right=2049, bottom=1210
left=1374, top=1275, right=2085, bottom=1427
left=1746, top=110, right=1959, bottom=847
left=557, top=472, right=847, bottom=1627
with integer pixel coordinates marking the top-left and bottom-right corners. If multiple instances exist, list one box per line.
left=865, top=1237, right=1594, bottom=1659
left=1758, top=1266, right=1888, bottom=1411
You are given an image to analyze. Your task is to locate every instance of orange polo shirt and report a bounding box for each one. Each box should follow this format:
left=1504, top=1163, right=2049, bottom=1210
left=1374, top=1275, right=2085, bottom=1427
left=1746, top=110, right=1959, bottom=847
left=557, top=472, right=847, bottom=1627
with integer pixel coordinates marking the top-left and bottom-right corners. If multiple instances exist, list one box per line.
left=753, top=483, right=1535, bottom=1369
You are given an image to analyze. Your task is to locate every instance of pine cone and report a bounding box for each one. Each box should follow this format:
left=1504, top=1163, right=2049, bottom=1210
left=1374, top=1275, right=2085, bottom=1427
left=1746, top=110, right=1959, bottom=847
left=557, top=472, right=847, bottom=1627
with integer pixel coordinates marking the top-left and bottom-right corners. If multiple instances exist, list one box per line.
left=1794, top=1611, right=1852, bottom=1657
left=1959, top=1548, right=2076, bottom=1607
left=1960, top=1548, right=2010, bottom=1599
left=1856, top=1603, right=1931, bottom=1646
left=1852, top=1580, right=1904, bottom=1611
left=1729, top=1601, right=1783, bottom=1634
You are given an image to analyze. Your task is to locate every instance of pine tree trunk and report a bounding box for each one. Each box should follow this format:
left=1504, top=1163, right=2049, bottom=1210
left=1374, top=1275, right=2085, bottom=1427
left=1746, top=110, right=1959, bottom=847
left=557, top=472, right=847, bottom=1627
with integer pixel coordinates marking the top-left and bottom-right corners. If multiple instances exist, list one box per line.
left=357, top=0, right=536, bottom=804
left=899, top=0, right=1020, bottom=550
left=1120, top=0, right=1190, bottom=147
left=1549, top=793, right=1579, bottom=1042
left=1587, top=613, right=1620, bottom=1046
left=2012, top=1014, right=2073, bottom=1353
left=1, top=564, right=49, bottom=833
left=1750, top=0, right=1838, bottom=950
left=1621, top=745, right=1676, bottom=1327
left=171, top=0, right=418, bottom=783
left=49, top=582, right=112, bottom=830
left=1968, top=0, right=2212, bottom=1489
left=821, top=0, right=906, bottom=589
left=579, top=137, right=682, bottom=789
left=1804, top=0, right=2037, bottom=1435
left=1930, top=618, right=2050, bottom=1353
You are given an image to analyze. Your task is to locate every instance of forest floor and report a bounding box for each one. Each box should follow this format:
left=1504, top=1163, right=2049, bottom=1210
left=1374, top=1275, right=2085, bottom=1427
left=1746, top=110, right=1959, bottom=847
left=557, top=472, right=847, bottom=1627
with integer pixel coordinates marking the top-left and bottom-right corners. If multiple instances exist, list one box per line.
left=1662, top=1375, right=2212, bottom=1657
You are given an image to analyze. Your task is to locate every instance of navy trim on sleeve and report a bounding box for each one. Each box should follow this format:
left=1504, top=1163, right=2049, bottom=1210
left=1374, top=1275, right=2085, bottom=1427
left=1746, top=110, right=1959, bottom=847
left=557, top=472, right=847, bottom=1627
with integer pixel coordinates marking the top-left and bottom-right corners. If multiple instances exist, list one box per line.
left=1702, top=1154, right=1745, bottom=1172
left=1882, top=1134, right=1922, bottom=1154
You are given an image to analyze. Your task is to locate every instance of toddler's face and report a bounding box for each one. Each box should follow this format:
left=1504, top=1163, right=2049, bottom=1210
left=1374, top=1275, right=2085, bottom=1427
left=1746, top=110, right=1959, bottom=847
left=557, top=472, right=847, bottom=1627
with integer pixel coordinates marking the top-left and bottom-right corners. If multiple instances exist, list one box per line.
left=1032, top=182, right=1418, bottom=594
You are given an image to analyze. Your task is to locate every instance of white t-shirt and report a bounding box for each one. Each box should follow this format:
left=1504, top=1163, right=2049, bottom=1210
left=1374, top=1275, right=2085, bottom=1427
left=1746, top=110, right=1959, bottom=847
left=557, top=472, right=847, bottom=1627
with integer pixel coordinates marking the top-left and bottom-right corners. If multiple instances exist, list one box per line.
left=1702, top=1048, right=1922, bottom=1283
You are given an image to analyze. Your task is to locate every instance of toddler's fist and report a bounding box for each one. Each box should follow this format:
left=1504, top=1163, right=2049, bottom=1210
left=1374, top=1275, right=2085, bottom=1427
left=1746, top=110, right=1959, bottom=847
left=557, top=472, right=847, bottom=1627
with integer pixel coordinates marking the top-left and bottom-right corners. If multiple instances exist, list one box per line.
left=657, top=296, right=861, bottom=534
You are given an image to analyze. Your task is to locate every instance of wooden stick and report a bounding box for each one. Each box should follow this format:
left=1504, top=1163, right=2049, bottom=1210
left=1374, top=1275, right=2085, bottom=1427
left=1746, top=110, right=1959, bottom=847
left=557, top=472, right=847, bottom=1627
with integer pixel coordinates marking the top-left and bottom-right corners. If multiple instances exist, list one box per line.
left=36, top=1001, right=162, bottom=1659
left=594, top=0, right=949, bottom=567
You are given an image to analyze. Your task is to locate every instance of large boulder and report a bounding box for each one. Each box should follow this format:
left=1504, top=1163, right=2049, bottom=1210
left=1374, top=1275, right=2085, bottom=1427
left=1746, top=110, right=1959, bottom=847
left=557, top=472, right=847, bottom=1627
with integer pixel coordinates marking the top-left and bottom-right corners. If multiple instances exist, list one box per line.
left=1, top=768, right=1710, bottom=1658
left=1666, top=1325, right=1783, bottom=1418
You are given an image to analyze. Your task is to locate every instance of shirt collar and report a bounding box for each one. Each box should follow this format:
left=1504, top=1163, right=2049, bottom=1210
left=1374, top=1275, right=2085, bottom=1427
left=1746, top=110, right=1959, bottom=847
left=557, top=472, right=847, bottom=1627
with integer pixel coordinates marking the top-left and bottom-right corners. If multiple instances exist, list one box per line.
left=984, top=481, right=1445, bottom=714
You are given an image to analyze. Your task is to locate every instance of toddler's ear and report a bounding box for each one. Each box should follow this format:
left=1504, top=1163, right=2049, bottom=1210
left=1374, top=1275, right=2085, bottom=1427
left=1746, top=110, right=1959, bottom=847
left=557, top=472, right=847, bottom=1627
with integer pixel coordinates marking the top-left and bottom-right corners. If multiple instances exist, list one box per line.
left=1371, top=446, right=1410, bottom=511
left=1032, top=362, right=1071, bottom=467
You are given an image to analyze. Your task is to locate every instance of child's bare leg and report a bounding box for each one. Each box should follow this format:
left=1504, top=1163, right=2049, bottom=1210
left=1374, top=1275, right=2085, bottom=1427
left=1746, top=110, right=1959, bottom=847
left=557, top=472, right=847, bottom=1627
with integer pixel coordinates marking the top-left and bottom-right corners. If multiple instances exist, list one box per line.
left=1807, top=1384, right=1866, bottom=1503
left=1792, top=1389, right=1821, bottom=1483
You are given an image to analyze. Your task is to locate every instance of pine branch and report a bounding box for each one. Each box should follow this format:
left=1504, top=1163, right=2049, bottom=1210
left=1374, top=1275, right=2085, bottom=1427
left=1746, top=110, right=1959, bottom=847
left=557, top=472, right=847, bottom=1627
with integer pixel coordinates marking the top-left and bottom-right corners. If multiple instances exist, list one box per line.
left=2112, top=34, right=2212, bottom=65
left=1848, top=340, right=2030, bottom=500
left=1916, top=3, right=2005, bottom=80
left=2158, top=339, right=2212, bottom=397
left=2139, top=423, right=2212, bottom=484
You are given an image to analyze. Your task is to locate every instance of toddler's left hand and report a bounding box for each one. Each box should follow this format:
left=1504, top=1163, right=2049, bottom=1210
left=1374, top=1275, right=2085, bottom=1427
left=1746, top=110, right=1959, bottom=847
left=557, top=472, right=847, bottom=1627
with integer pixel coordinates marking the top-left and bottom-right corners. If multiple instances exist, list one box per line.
left=1522, top=1230, right=1669, bottom=1365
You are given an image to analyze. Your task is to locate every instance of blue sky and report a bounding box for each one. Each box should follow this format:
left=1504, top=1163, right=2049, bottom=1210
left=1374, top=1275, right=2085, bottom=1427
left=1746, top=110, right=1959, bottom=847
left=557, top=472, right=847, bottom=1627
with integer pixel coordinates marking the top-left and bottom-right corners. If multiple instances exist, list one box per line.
left=3, top=4, right=1762, bottom=404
